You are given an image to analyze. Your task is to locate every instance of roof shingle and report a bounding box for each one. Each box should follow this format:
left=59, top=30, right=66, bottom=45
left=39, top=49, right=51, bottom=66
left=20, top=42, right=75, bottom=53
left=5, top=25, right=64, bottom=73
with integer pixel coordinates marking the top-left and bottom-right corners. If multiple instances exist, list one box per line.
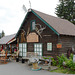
left=32, top=9, right=75, bottom=36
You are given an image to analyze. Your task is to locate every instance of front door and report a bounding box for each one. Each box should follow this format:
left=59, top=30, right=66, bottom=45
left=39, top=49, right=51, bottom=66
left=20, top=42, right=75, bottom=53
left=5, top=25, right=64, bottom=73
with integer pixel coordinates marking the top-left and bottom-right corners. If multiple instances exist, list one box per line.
left=19, top=43, right=27, bottom=57
left=34, top=43, right=42, bottom=56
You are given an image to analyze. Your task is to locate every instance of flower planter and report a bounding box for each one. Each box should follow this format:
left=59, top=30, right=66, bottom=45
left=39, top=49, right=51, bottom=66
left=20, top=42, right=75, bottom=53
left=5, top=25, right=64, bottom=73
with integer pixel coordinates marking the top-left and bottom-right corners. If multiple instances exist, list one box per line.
left=57, top=43, right=62, bottom=48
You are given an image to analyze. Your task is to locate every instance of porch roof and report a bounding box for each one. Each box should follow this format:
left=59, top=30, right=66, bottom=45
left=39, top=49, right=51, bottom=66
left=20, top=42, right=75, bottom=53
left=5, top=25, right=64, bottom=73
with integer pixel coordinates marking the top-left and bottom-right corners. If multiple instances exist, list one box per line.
left=0, top=34, right=16, bottom=44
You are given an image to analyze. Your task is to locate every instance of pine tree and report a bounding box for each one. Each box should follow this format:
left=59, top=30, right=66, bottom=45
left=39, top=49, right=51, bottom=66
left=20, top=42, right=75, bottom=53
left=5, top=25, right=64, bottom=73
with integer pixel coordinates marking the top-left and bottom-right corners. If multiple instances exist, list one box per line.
left=0, top=33, right=1, bottom=39
left=1, top=30, right=5, bottom=37
left=55, top=0, right=75, bottom=24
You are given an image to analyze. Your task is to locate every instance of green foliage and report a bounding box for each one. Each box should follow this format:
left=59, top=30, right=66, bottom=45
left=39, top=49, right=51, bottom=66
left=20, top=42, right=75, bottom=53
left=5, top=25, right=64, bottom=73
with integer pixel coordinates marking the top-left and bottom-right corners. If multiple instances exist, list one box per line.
left=57, top=53, right=75, bottom=70
left=66, top=59, right=75, bottom=70
left=69, top=53, right=73, bottom=60
left=57, top=54, right=68, bottom=67
left=55, top=0, right=75, bottom=24
left=66, top=59, right=73, bottom=68
left=51, top=58, right=57, bottom=66
left=50, top=67, right=75, bottom=74
left=66, top=54, right=75, bottom=70
left=43, top=56, right=52, bottom=59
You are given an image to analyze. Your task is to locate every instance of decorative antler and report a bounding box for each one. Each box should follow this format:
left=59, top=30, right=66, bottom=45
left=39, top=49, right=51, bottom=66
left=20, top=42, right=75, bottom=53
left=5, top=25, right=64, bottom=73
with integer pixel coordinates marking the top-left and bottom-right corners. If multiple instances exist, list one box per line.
left=35, top=23, right=46, bottom=38
left=38, top=26, right=46, bottom=34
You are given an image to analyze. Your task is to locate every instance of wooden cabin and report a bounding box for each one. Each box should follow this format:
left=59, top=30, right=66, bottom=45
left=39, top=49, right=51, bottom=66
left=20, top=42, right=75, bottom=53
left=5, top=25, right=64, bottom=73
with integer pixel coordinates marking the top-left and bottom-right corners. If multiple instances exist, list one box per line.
left=16, top=9, right=75, bottom=58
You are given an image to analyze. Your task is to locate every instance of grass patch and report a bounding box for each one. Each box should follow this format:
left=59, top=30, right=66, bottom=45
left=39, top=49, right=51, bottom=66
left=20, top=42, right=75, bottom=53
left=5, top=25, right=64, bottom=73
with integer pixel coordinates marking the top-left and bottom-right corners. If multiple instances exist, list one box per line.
left=50, top=67, right=75, bottom=74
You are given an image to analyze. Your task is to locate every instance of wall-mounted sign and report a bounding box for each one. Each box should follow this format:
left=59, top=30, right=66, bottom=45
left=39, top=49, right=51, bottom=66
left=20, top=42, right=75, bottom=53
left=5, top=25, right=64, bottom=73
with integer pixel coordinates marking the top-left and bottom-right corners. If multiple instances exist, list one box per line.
left=27, top=32, right=39, bottom=42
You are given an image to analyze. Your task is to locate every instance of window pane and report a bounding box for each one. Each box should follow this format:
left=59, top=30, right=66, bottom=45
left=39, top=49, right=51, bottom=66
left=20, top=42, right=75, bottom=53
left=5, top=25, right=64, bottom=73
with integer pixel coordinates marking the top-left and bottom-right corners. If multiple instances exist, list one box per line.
left=23, top=49, right=25, bottom=52
left=40, top=49, right=42, bottom=51
left=37, top=52, right=39, bottom=55
left=37, top=45, right=39, bottom=48
left=19, top=48, right=22, bottom=52
left=34, top=49, right=36, bottom=51
left=37, top=49, right=39, bottom=51
left=19, top=53, right=22, bottom=56
left=34, top=44, right=36, bottom=47
left=40, top=52, right=42, bottom=56
left=40, top=44, right=42, bottom=47
left=19, top=44, right=22, bottom=47
left=23, top=53, right=26, bottom=57
left=32, top=21, right=35, bottom=30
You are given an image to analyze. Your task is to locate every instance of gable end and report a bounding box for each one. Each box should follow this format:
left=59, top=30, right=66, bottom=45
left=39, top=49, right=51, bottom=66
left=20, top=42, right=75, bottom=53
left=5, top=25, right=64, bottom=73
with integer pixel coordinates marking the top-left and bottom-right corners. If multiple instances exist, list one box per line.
left=31, top=10, right=59, bottom=36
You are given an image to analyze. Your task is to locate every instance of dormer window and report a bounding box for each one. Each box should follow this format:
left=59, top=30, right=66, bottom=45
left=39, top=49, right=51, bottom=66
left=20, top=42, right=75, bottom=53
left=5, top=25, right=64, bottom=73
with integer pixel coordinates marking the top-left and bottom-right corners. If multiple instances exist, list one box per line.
left=31, top=20, right=35, bottom=31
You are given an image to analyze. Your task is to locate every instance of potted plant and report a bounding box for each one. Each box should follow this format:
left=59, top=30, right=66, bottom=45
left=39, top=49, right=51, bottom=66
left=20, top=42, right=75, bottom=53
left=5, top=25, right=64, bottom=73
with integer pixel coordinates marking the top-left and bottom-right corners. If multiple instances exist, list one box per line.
left=57, top=43, right=62, bottom=48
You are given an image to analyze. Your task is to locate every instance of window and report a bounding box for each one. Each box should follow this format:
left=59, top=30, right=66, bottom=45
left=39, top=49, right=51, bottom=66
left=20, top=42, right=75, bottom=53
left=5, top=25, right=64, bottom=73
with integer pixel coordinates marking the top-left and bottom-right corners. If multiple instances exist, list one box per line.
left=34, top=43, right=42, bottom=56
left=19, top=43, right=22, bottom=56
left=23, top=43, right=27, bottom=57
left=47, top=43, right=52, bottom=51
left=31, top=20, right=35, bottom=31
left=19, top=43, right=27, bottom=57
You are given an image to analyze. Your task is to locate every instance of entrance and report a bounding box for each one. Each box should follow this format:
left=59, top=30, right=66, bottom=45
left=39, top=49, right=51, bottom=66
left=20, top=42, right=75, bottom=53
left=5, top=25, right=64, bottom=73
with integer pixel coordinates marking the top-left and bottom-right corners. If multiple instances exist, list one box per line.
left=19, top=43, right=27, bottom=57
left=34, top=43, right=42, bottom=56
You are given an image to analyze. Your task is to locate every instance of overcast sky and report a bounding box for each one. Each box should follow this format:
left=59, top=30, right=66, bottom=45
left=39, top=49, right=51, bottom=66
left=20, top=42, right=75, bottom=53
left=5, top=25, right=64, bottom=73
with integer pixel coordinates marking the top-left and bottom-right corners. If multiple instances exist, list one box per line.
left=0, top=0, right=59, bottom=35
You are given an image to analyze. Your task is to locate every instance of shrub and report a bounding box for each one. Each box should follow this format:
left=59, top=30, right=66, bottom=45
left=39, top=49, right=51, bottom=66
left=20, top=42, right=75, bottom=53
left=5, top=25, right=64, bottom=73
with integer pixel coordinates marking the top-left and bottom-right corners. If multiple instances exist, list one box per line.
left=51, top=58, right=57, bottom=66
left=69, top=53, right=73, bottom=60
left=57, top=54, right=68, bottom=67
left=66, top=59, right=73, bottom=68
left=66, top=54, right=75, bottom=70
left=57, top=53, right=75, bottom=71
left=70, top=63, right=75, bottom=71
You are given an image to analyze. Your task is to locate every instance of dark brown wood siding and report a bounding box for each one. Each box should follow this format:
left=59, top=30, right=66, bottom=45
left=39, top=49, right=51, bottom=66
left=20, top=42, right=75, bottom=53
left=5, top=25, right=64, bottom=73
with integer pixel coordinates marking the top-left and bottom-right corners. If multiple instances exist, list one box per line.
left=17, top=12, right=59, bottom=57
left=58, top=35, right=75, bottom=56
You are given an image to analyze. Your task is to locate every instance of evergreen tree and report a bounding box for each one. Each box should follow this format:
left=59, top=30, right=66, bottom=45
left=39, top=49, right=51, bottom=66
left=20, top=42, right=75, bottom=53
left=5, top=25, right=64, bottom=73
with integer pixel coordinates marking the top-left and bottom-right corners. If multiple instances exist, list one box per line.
left=1, top=30, right=5, bottom=37
left=55, top=0, right=75, bottom=24
left=0, top=33, right=1, bottom=39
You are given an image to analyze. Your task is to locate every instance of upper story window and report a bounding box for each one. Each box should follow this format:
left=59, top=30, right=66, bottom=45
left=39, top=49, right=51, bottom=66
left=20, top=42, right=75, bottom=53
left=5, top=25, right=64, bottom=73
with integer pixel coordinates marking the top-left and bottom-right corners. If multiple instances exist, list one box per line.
left=31, top=20, right=36, bottom=31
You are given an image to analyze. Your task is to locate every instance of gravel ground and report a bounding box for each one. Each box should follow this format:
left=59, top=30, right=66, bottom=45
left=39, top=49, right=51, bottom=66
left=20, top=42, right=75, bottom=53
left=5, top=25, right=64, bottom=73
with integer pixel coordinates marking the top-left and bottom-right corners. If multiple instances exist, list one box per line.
left=0, top=61, right=74, bottom=75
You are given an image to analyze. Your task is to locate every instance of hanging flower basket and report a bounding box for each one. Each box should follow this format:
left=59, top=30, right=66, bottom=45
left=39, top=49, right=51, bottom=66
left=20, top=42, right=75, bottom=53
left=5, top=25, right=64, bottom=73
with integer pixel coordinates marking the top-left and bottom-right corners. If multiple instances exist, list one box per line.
left=57, top=43, right=62, bottom=48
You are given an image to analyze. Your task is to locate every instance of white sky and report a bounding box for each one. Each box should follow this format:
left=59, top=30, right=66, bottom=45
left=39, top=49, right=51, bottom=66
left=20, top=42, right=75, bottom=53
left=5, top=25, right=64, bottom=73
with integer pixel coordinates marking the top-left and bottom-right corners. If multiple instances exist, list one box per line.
left=0, top=0, right=59, bottom=35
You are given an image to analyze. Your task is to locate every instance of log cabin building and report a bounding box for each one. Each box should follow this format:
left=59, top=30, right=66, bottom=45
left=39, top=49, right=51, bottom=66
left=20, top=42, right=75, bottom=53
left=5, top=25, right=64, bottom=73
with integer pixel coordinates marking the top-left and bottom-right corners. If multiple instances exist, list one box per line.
left=16, top=9, right=75, bottom=58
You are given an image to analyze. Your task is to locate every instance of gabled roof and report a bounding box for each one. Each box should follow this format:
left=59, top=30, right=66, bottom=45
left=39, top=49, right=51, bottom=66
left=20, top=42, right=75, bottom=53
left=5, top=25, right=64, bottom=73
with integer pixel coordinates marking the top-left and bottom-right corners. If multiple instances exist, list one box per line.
left=0, top=34, right=16, bottom=44
left=32, top=9, right=75, bottom=36
left=16, top=9, right=75, bottom=37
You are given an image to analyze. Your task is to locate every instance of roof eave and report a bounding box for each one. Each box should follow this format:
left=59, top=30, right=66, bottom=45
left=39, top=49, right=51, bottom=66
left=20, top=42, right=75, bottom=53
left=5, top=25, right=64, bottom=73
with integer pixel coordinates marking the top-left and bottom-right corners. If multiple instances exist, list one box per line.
left=15, top=12, right=30, bottom=38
